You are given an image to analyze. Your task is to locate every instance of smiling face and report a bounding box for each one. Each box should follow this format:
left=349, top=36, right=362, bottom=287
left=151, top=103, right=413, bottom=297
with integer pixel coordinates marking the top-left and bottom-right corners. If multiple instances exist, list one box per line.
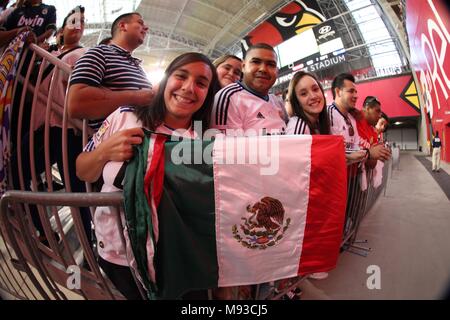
left=216, top=57, right=242, bottom=88
left=375, top=117, right=387, bottom=133
left=163, top=62, right=213, bottom=129
left=294, top=75, right=324, bottom=123
left=242, top=48, right=278, bottom=96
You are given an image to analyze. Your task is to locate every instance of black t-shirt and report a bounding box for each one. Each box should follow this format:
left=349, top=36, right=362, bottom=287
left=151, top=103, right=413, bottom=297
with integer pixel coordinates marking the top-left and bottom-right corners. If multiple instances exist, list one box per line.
left=2, top=3, right=56, bottom=37
left=432, top=137, right=442, bottom=148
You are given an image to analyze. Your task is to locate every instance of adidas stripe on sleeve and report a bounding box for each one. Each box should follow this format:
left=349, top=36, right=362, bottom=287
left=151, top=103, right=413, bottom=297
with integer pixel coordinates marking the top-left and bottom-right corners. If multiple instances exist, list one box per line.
left=286, top=116, right=310, bottom=135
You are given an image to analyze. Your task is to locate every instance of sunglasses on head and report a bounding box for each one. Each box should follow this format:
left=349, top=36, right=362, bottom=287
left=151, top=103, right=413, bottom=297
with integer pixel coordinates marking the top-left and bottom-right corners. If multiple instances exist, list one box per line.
left=364, top=96, right=380, bottom=105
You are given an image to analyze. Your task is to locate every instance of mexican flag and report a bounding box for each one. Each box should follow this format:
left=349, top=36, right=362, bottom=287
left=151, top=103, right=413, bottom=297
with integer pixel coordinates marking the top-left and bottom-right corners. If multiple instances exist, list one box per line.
left=124, top=133, right=347, bottom=299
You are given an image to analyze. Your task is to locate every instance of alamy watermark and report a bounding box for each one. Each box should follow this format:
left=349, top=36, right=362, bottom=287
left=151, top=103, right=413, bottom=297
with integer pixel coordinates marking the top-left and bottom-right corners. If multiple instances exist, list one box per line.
left=169, top=121, right=283, bottom=176
left=366, top=265, right=381, bottom=290
left=66, top=265, right=81, bottom=290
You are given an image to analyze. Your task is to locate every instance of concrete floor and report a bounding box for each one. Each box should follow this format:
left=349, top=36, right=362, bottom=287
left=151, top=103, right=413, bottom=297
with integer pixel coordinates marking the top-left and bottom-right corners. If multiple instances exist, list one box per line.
left=301, top=151, right=450, bottom=300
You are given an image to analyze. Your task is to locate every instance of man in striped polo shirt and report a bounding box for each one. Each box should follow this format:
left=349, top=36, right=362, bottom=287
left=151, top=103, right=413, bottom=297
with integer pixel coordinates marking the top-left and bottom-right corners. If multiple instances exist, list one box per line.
left=68, top=12, right=154, bottom=131
left=210, top=43, right=286, bottom=136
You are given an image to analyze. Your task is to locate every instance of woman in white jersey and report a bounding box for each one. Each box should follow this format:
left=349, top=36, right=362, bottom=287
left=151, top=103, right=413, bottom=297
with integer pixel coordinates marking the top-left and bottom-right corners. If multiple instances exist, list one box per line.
left=76, top=52, right=219, bottom=299
left=286, top=71, right=331, bottom=282
left=287, top=71, right=366, bottom=163
left=286, top=71, right=330, bottom=135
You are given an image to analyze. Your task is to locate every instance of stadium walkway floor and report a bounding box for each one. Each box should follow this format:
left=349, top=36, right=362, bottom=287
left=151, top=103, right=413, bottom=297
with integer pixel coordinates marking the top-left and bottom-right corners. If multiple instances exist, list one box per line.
left=300, top=151, right=450, bottom=300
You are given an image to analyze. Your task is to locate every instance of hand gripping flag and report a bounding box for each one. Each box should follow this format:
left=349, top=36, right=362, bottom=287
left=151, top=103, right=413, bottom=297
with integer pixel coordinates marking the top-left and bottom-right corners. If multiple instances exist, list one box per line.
left=124, top=133, right=347, bottom=299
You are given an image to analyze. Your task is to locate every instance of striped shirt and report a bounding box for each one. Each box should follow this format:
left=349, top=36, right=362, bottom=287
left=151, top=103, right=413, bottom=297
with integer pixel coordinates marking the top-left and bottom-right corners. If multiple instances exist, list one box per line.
left=328, top=103, right=360, bottom=150
left=286, top=116, right=311, bottom=135
left=69, top=44, right=151, bottom=130
left=210, top=82, right=286, bottom=135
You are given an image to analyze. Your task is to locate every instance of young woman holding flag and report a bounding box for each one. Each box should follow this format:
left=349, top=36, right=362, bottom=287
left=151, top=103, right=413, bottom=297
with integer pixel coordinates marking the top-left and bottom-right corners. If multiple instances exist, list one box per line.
left=76, top=52, right=218, bottom=299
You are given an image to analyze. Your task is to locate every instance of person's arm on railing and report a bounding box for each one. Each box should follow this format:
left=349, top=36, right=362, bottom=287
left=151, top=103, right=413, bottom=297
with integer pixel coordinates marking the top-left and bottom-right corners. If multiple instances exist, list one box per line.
left=368, top=144, right=391, bottom=161
left=67, top=84, right=154, bottom=120
left=345, top=150, right=367, bottom=165
left=76, top=127, right=144, bottom=182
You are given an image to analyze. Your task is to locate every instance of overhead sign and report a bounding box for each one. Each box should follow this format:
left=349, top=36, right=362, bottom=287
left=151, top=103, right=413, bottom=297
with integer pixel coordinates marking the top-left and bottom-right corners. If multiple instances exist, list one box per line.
left=275, top=19, right=345, bottom=74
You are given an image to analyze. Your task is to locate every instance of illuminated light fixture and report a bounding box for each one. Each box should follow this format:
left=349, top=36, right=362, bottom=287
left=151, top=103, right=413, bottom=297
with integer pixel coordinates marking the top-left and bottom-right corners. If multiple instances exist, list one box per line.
left=394, top=121, right=402, bottom=125
left=147, top=68, right=165, bottom=85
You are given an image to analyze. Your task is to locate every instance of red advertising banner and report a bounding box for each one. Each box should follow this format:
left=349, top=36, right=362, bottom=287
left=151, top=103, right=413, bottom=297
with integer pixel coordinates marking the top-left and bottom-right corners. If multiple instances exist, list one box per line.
left=323, top=75, right=420, bottom=118
left=406, top=0, right=450, bottom=161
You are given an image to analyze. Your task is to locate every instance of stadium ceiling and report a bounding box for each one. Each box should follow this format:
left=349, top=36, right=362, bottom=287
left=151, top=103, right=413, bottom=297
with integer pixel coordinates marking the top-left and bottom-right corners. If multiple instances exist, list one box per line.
left=46, top=0, right=293, bottom=66
left=45, top=0, right=406, bottom=76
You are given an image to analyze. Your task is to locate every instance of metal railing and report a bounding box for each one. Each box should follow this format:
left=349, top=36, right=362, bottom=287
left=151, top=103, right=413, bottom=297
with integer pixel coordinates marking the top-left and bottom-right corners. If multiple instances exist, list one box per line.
left=0, top=191, right=124, bottom=300
left=0, top=39, right=122, bottom=300
left=341, top=160, right=391, bottom=256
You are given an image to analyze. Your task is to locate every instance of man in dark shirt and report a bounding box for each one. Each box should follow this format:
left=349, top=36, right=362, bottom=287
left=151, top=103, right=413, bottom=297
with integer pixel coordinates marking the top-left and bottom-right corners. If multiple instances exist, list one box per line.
left=4, top=0, right=56, bottom=247
left=432, top=131, right=442, bottom=172
left=2, top=0, right=56, bottom=43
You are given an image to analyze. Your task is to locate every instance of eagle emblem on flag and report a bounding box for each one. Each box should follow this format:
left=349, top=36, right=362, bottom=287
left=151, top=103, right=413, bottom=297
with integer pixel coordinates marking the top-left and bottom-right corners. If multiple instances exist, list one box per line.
left=232, top=196, right=291, bottom=250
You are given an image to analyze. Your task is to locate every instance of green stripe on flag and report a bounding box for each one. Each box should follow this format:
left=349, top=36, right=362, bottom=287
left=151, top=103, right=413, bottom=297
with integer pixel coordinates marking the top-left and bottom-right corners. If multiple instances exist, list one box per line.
left=154, top=138, right=218, bottom=299
left=124, top=130, right=157, bottom=299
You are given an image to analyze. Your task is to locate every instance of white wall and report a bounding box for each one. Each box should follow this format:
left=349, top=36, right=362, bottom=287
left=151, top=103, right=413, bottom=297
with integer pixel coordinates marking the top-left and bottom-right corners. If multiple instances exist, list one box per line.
left=385, top=128, right=418, bottom=150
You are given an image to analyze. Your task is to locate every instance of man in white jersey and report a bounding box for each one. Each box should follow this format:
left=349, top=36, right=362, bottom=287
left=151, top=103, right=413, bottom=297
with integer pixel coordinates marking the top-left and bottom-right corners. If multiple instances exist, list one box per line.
left=328, top=73, right=390, bottom=161
left=328, top=73, right=362, bottom=152
left=211, top=43, right=286, bottom=135
left=210, top=43, right=285, bottom=299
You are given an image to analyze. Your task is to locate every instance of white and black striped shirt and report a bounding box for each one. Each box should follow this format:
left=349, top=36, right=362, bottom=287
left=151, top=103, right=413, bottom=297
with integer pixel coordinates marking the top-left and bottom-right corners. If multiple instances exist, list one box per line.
left=69, top=44, right=151, bottom=130
left=327, top=103, right=360, bottom=150
left=210, top=82, right=286, bottom=135
left=286, top=116, right=311, bottom=135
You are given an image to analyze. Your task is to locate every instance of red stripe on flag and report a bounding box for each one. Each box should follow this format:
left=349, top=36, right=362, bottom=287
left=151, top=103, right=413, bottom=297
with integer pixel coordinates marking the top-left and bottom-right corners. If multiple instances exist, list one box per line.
left=298, top=135, right=347, bottom=275
left=144, top=134, right=167, bottom=208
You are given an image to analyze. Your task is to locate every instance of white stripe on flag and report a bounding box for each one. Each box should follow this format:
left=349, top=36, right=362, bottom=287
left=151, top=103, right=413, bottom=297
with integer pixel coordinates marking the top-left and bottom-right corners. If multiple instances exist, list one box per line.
left=213, top=135, right=313, bottom=286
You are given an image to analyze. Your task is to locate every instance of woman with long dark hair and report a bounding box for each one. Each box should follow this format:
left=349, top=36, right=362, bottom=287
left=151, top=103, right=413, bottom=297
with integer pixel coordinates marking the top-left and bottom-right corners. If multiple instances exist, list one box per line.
left=285, top=71, right=331, bottom=282
left=76, top=52, right=219, bottom=299
left=286, top=71, right=330, bottom=135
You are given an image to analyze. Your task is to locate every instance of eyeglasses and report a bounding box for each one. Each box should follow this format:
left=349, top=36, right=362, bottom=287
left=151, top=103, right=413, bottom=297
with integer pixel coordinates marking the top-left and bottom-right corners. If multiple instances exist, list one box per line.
left=344, top=116, right=354, bottom=136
